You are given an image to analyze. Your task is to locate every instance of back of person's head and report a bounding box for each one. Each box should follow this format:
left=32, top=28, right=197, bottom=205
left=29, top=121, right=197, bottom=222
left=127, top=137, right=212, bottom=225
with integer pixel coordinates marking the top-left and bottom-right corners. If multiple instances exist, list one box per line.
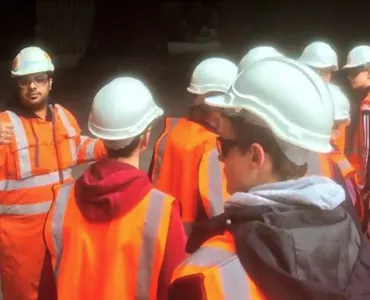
left=238, top=46, right=283, bottom=73
left=298, top=41, right=338, bottom=71
left=188, top=57, right=238, bottom=96
left=206, top=57, right=334, bottom=192
left=88, top=77, right=163, bottom=158
left=187, top=57, right=238, bottom=129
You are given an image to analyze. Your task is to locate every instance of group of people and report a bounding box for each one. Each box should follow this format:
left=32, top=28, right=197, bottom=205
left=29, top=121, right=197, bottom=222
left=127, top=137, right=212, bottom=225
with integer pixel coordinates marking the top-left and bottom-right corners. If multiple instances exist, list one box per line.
left=0, top=41, right=370, bottom=300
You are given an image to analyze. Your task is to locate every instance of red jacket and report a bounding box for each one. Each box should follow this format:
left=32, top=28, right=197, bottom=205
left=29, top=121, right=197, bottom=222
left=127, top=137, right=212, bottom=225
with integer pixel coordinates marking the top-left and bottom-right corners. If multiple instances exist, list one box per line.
left=38, top=159, right=187, bottom=300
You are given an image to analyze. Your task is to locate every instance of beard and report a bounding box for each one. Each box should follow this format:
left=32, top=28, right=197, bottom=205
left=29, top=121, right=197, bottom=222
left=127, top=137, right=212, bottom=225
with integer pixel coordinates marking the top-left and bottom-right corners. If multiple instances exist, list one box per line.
left=20, top=93, right=49, bottom=111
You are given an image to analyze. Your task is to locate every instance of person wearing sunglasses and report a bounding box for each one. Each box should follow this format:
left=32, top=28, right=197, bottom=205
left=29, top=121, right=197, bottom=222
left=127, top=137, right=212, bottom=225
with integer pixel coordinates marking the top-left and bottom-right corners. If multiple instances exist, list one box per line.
left=149, top=58, right=237, bottom=238
left=343, top=45, right=370, bottom=233
left=0, top=47, right=106, bottom=300
left=169, top=57, right=370, bottom=300
left=186, top=47, right=285, bottom=253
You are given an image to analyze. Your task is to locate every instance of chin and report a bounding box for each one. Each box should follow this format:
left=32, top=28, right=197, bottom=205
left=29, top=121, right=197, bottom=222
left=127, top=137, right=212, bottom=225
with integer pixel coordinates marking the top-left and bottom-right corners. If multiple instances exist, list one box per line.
left=22, top=97, right=47, bottom=110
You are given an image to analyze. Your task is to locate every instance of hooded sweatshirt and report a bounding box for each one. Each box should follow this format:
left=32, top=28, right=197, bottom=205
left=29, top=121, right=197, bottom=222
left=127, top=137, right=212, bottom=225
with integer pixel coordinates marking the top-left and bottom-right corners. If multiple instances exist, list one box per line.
left=38, top=159, right=187, bottom=300
left=184, top=176, right=370, bottom=300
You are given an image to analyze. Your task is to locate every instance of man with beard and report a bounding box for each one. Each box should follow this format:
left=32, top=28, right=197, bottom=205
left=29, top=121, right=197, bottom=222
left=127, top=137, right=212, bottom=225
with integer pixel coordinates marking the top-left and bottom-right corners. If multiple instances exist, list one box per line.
left=0, top=46, right=106, bottom=300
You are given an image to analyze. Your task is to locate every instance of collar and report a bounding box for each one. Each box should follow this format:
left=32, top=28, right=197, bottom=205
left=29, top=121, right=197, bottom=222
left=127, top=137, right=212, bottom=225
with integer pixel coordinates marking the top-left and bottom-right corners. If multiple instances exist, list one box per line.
left=188, top=106, right=219, bottom=134
left=6, top=96, right=55, bottom=122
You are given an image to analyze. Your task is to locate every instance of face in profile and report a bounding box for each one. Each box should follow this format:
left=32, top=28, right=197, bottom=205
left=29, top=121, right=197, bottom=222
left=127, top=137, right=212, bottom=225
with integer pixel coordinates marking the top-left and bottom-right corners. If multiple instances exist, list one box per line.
left=347, top=68, right=369, bottom=90
left=217, top=116, right=269, bottom=194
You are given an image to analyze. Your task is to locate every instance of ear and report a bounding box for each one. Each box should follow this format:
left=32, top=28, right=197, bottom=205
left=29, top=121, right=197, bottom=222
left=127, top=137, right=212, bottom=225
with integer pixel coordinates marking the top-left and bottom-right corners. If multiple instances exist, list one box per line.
left=250, top=143, right=265, bottom=168
left=139, top=131, right=151, bottom=152
left=48, top=78, right=53, bottom=91
left=194, top=94, right=205, bottom=106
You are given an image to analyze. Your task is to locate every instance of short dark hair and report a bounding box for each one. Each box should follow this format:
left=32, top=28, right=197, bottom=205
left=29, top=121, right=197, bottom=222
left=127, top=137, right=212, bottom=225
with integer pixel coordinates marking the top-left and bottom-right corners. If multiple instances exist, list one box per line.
left=106, top=126, right=151, bottom=159
left=228, top=115, right=307, bottom=180
left=106, top=136, right=142, bottom=159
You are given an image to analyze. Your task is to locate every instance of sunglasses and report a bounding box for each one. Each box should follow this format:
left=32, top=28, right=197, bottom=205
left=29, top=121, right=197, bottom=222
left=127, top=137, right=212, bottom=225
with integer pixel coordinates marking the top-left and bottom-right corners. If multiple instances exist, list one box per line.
left=18, top=74, right=49, bottom=88
left=216, top=136, right=239, bottom=157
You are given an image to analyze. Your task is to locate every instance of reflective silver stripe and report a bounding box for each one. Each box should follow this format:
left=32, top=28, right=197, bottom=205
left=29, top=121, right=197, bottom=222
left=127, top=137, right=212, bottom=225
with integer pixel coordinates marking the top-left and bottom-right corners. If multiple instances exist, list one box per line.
left=183, top=246, right=233, bottom=267
left=76, top=136, right=97, bottom=161
left=306, top=152, right=321, bottom=175
left=335, top=159, right=352, bottom=176
left=183, top=246, right=250, bottom=299
left=56, top=106, right=77, bottom=165
left=76, top=135, right=89, bottom=153
left=52, top=182, right=73, bottom=278
left=152, top=118, right=179, bottom=184
left=219, top=257, right=250, bottom=300
left=0, top=201, right=52, bottom=215
left=7, top=111, right=32, bottom=178
left=85, top=138, right=97, bottom=160
left=0, top=168, right=72, bottom=191
left=206, top=148, right=224, bottom=217
left=135, top=189, right=168, bottom=300
left=363, top=114, right=370, bottom=180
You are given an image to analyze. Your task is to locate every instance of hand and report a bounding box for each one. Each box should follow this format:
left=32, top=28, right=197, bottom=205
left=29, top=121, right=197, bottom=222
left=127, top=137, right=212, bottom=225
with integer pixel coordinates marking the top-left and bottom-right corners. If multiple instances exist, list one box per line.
left=0, top=122, right=14, bottom=144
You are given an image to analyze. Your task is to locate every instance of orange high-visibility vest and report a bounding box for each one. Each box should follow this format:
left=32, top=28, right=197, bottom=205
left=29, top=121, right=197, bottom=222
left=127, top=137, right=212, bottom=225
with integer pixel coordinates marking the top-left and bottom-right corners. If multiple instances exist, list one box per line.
left=347, top=96, right=370, bottom=185
left=150, top=117, right=228, bottom=234
left=307, top=151, right=363, bottom=221
left=306, top=152, right=333, bottom=178
left=198, top=148, right=229, bottom=218
left=329, top=151, right=364, bottom=223
left=329, top=151, right=356, bottom=181
left=334, top=123, right=347, bottom=154
left=171, top=231, right=266, bottom=300
left=0, top=104, right=106, bottom=300
left=45, top=182, right=175, bottom=300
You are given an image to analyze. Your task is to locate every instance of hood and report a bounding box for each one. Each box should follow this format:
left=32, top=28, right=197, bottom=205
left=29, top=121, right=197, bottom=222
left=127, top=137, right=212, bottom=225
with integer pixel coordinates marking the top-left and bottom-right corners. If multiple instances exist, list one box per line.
left=225, top=176, right=364, bottom=300
left=75, top=159, right=152, bottom=222
left=225, top=175, right=345, bottom=211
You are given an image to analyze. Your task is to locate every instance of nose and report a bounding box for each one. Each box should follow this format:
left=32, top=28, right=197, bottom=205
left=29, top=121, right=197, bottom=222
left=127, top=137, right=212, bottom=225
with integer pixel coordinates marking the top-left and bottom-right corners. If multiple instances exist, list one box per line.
left=29, top=81, right=37, bottom=89
left=218, top=153, right=224, bottom=162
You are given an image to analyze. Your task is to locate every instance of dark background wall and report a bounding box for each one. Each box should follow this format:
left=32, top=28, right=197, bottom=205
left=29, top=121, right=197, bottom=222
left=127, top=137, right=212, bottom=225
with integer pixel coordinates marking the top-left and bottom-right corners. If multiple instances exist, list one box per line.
left=0, top=0, right=369, bottom=62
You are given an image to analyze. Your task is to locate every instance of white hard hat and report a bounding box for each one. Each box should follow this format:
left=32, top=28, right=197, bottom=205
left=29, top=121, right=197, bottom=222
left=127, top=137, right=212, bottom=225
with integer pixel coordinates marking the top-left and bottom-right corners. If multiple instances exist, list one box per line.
left=88, top=77, right=163, bottom=150
left=342, top=45, right=370, bottom=69
left=206, top=57, right=335, bottom=156
left=11, top=46, right=55, bottom=76
left=238, top=46, right=283, bottom=72
left=187, top=58, right=238, bottom=95
left=298, top=41, right=338, bottom=71
left=327, top=83, right=350, bottom=123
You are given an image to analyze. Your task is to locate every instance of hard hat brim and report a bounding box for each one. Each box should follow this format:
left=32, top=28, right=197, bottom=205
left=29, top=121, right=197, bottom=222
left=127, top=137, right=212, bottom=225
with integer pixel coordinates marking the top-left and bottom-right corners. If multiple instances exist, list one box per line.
left=205, top=94, right=231, bottom=108
left=341, top=61, right=370, bottom=70
left=11, top=67, right=55, bottom=77
left=299, top=60, right=339, bottom=72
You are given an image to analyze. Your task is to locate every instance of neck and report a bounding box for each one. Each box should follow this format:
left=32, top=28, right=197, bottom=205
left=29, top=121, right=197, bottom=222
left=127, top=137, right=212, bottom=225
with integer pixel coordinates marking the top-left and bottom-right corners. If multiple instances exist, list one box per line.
left=116, top=155, right=140, bottom=169
left=34, top=106, right=48, bottom=120
left=206, top=116, right=220, bottom=131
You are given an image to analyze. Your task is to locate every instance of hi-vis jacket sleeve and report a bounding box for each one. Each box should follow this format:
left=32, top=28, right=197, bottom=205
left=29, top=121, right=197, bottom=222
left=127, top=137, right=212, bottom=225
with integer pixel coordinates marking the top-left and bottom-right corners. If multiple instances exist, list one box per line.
left=362, top=109, right=370, bottom=192
left=76, top=135, right=106, bottom=164
left=62, top=107, right=107, bottom=164
left=198, top=148, right=229, bottom=219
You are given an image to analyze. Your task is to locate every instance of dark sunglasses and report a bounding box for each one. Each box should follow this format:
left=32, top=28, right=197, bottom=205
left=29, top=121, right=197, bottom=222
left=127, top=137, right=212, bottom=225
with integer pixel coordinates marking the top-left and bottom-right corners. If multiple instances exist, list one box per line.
left=216, top=136, right=239, bottom=157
